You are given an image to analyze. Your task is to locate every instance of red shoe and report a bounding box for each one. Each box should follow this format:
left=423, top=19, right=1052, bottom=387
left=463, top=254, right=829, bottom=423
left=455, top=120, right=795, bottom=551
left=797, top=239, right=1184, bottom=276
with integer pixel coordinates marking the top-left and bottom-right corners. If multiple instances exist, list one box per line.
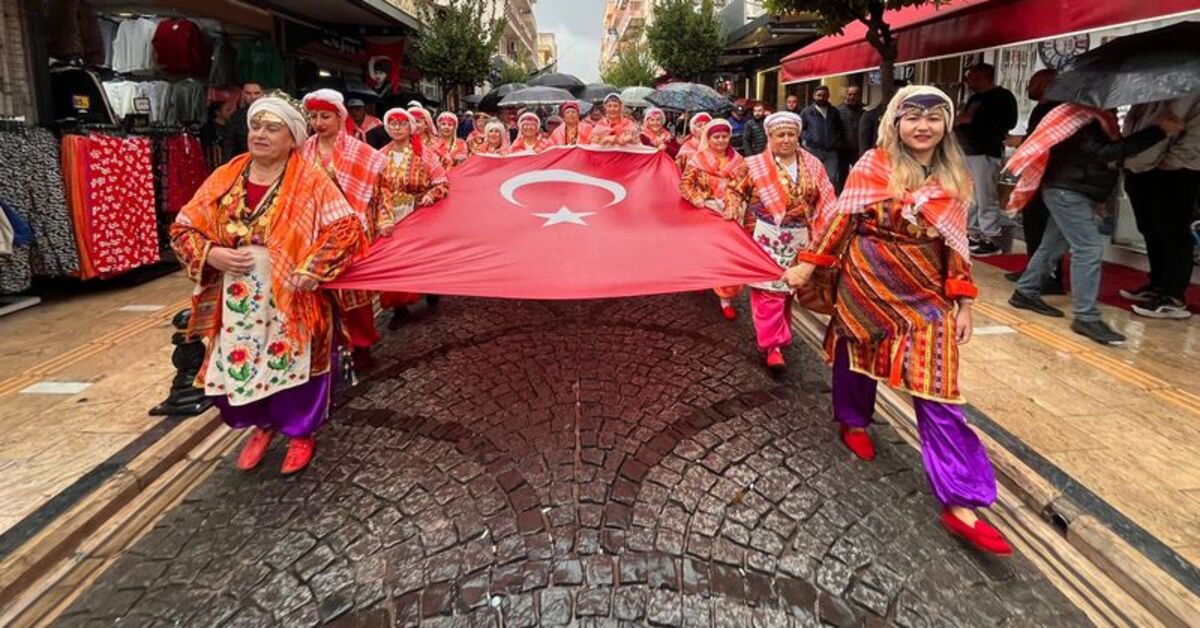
left=765, top=348, right=786, bottom=370
left=941, top=509, right=1013, bottom=556
left=281, top=437, right=315, bottom=475
left=721, top=305, right=737, bottom=321
left=840, top=425, right=876, bottom=461
left=237, top=428, right=275, bottom=471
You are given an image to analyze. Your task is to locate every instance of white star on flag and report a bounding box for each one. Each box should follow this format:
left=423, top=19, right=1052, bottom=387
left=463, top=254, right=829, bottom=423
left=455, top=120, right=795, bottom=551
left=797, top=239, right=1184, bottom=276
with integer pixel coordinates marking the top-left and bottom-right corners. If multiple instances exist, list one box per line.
left=532, top=206, right=597, bottom=227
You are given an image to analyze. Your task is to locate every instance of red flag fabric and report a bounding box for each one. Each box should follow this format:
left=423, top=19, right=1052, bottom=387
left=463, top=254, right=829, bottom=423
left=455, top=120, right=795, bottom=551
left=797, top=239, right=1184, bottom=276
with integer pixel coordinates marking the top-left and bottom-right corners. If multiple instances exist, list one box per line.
left=327, top=146, right=784, bottom=300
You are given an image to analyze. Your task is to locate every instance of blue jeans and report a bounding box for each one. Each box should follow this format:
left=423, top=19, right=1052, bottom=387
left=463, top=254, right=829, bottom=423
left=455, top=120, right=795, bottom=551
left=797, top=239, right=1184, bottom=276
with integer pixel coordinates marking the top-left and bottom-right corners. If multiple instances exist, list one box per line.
left=1016, top=187, right=1104, bottom=322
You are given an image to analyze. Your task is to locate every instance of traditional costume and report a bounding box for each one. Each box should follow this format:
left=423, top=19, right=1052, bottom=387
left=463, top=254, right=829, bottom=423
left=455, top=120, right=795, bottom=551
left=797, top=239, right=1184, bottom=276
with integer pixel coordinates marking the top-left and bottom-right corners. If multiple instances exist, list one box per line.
left=589, top=94, right=640, bottom=146
left=549, top=101, right=594, bottom=146
left=376, top=108, right=450, bottom=318
left=301, top=90, right=387, bottom=361
left=728, top=112, right=836, bottom=367
left=679, top=119, right=747, bottom=320
left=640, top=107, right=680, bottom=158
left=171, top=97, right=366, bottom=474
left=795, top=87, right=1008, bottom=555
left=472, top=120, right=511, bottom=156
left=675, top=112, right=713, bottom=170
left=509, top=112, right=553, bottom=154
left=432, top=111, right=470, bottom=170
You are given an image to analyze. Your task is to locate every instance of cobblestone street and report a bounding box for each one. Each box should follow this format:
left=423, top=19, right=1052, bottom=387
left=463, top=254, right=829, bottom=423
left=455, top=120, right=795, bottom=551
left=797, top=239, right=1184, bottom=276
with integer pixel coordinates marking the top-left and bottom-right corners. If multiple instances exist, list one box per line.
left=55, top=294, right=1090, bottom=627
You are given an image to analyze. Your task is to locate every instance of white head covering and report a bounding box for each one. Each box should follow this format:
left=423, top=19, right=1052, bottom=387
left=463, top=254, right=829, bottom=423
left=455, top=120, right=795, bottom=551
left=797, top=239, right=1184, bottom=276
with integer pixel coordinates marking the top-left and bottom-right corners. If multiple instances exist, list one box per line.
left=485, top=119, right=507, bottom=134
left=699, top=119, right=732, bottom=154
left=301, top=89, right=348, bottom=120
left=407, top=100, right=424, bottom=108
left=603, top=93, right=623, bottom=105
left=688, top=112, right=713, bottom=134
left=408, top=106, right=435, bottom=136
left=763, top=111, right=802, bottom=133
left=518, top=111, right=540, bottom=127
left=249, top=97, right=309, bottom=147
left=644, top=107, right=665, bottom=121
left=437, top=111, right=459, bottom=125
left=384, top=107, right=414, bottom=129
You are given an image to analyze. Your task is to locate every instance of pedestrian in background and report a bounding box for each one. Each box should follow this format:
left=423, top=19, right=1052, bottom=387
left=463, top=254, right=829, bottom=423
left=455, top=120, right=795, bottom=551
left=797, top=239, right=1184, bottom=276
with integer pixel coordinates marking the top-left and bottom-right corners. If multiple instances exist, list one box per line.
left=957, top=63, right=1018, bottom=256
left=800, top=85, right=844, bottom=189
left=837, top=85, right=866, bottom=173
left=859, top=80, right=909, bottom=153
left=1122, top=95, right=1200, bottom=320
left=1007, top=103, right=1181, bottom=345
left=784, top=93, right=802, bottom=116
left=729, top=105, right=748, bottom=153
left=742, top=102, right=769, bottom=157
left=222, top=81, right=264, bottom=161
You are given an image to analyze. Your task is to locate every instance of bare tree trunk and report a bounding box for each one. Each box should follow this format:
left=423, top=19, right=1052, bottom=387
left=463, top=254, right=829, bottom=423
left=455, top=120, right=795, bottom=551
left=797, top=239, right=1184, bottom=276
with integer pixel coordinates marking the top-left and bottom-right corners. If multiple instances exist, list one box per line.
left=862, top=0, right=899, bottom=104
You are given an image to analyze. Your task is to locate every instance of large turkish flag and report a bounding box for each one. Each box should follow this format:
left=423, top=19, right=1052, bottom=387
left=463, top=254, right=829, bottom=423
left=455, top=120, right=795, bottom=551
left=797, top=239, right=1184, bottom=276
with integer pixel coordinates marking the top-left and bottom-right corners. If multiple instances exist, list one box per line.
left=327, top=146, right=784, bottom=299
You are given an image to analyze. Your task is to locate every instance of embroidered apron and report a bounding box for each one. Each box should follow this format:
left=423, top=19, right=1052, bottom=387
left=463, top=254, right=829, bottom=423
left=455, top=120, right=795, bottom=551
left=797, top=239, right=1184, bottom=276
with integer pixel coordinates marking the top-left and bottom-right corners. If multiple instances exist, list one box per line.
left=204, top=246, right=311, bottom=405
left=748, top=218, right=809, bottom=292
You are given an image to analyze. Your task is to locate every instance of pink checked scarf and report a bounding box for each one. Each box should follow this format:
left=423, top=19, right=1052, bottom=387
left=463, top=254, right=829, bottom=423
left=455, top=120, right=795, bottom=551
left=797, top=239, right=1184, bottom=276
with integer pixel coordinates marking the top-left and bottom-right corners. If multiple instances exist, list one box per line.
left=746, top=149, right=828, bottom=218
left=834, top=148, right=972, bottom=263
left=1005, top=103, right=1120, bottom=211
left=302, top=132, right=387, bottom=217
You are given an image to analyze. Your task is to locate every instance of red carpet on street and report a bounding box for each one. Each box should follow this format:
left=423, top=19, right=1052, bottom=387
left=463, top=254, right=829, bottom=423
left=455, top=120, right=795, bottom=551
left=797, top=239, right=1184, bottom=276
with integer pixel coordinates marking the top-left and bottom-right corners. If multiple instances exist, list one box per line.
left=329, top=146, right=783, bottom=300
left=976, top=253, right=1200, bottom=311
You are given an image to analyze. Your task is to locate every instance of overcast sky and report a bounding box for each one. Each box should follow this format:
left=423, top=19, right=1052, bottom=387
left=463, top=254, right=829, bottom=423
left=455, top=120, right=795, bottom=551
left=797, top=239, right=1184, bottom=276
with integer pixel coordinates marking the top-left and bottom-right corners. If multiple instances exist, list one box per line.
left=534, top=0, right=607, bottom=82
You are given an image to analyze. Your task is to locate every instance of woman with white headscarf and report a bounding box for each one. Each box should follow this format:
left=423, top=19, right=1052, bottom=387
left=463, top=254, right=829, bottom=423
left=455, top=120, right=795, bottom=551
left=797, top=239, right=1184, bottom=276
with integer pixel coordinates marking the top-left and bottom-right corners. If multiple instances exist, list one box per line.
left=375, top=108, right=450, bottom=327
left=171, top=96, right=367, bottom=475
left=433, top=111, right=469, bottom=170
left=675, top=112, right=713, bottom=170
left=785, top=86, right=1011, bottom=556
left=726, top=111, right=836, bottom=371
left=509, top=112, right=552, bottom=154
left=472, top=119, right=510, bottom=156
left=640, top=107, right=679, bottom=158
left=589, top=93, right=639, bottom=146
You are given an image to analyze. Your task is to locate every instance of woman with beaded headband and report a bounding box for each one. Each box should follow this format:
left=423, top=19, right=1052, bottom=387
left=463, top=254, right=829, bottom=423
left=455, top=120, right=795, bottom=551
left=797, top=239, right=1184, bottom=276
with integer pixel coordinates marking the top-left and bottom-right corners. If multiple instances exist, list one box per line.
left=171, top=97, right=367, bottom=475
left=433, top=111, right=470, bottom=170
left=726, top=111, right=836, bottom=371
left=550, top=101, right=594, bottom=146
left=509, top=112, right=553, bottom=154
left=675, top=112, right=713, bottom=170
left=640, top=107, right=680, bottom=158
left=301, top=89, right=388, bottom=371
left=408, top=106, right=438, bottom=151
left=679, top=118, right=748, bottom=321
left=589, top=93, right=640, bottom=146
left=786, top=86, right=1012, bottom=556
left=374, top=108, right=451, bottom=328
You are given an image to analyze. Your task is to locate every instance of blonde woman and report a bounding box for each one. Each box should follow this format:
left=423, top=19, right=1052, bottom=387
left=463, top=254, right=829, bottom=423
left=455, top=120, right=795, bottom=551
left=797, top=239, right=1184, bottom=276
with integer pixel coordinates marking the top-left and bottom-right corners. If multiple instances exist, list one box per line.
left=786, top=86, right=1010, bottom=556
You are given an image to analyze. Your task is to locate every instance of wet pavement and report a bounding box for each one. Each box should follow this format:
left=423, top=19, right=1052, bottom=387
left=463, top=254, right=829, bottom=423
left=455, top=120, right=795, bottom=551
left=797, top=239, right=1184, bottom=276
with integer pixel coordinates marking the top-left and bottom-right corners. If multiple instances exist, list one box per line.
left=54, top=294, right=1091, bottom=627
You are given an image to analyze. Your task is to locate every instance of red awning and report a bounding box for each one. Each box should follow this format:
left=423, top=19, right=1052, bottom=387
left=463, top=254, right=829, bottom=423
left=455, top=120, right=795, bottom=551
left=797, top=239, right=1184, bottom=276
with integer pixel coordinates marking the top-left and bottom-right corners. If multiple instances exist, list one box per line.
left=781, top=0, right=1200, bottom=83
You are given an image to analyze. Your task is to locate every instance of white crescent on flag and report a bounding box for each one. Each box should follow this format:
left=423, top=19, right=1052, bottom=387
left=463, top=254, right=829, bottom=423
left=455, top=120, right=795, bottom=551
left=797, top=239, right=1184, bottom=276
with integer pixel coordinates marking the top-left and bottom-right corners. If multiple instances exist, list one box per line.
left=500, top=169, right=627, bottom=208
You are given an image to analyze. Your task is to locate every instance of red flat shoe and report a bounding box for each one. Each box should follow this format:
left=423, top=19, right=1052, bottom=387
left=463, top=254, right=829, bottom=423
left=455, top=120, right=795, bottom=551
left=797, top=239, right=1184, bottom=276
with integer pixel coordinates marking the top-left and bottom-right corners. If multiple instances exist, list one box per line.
left=237, top=428, right=275, bottom=471
left=281, top=437, right=316, bottom=475
left=721, top=305, right=738, bottom=321
left=941, top=509, right=1013, bottom=556
left=765, top=348, right=786, bottom=370
left=839, top=425, right=876, bottom=461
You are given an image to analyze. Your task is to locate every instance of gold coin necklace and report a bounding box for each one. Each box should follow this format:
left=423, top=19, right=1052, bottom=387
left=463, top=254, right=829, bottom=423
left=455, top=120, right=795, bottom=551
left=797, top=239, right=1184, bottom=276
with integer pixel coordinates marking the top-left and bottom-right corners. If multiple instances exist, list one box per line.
left=226, top=163, right=285, bottom=238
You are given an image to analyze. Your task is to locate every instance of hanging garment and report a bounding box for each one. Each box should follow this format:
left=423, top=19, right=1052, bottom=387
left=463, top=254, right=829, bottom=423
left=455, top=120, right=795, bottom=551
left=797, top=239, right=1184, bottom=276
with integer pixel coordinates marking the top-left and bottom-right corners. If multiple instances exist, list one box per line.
left=46, top=0, right=104, bottom=65
left=0, top=207, right=13, bottom=256
left=235, top=39, right=284, bottom=88
left=111, top=18, right=160, bottom=73
left=152, top=18, right=211, bottom=77
left=0, top=127, right=80, bottom=277
left=166, top=79, right=207, bottom=125
left=1, top=0, right=35, bottom=119
left=165, top=134, right=209, bottom=213
left=209, top=35, right=236, bottom=86
left=52, top=67, right=116, bottom=124
left=75, top=133, right=159, bottom=278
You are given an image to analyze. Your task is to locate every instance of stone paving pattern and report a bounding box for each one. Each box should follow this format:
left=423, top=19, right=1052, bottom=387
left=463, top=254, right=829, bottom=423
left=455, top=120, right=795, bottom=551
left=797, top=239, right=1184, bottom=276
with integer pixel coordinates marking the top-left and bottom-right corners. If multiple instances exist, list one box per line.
left=55, top=295, right=1091, bottom=627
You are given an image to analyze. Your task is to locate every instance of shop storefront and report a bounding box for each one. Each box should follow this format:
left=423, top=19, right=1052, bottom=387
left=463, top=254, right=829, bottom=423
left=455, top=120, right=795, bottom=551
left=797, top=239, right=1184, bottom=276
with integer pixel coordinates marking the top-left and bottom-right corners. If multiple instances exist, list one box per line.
left=0, top=0, right=418, bottom=316
left=779, top=0, right=1200, bottom=255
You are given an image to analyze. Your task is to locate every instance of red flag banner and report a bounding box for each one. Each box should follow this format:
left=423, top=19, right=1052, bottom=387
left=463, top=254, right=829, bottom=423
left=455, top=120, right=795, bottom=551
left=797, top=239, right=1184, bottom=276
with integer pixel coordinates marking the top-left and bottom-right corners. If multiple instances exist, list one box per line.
left=327, top=146, right=784, bottom=299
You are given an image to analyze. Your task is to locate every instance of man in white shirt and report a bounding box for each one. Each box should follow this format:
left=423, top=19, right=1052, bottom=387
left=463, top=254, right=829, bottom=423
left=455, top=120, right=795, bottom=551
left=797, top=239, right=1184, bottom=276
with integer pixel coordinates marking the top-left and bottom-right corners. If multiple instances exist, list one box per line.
left=1122, top=96, right=1200, bottom=320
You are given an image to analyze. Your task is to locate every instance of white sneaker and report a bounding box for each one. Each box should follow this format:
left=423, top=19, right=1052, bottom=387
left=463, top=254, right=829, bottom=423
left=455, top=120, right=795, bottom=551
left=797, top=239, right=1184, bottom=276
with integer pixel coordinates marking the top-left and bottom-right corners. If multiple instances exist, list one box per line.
left=1132, top=296, right=1192, bottom=320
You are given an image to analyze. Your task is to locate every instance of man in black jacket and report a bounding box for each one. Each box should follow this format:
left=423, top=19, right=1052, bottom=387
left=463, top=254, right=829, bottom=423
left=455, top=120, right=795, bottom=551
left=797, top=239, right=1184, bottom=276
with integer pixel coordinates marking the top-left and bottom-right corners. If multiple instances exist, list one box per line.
left=222, top=81, right=264, bottom=163
left=1010, top=109, right=1182, bottom=346
left=800, top=85, right=843, bottom=188
left=958, top=64, right=1018, bottom=256
left=741, top=103, right=768, bottom=156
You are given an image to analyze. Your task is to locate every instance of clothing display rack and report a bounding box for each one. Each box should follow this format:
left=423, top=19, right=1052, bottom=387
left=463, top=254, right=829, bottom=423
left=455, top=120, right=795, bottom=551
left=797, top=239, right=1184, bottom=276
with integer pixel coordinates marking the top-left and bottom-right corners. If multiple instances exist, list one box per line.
left=0, top=116, right=41, bottom=317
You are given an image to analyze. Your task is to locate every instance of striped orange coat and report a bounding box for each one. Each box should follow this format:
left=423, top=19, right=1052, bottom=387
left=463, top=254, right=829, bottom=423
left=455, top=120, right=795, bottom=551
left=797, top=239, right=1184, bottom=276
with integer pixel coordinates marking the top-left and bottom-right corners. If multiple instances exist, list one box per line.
left=799, top=200, right=978, bottom=403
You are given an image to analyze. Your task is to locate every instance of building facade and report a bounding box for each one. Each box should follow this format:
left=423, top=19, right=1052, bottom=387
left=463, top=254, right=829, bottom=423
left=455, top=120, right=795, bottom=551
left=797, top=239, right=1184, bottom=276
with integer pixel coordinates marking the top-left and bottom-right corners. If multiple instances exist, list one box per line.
left=537, top=32, right=558, bottom=72
left=601, top=0, right=732, bottom=70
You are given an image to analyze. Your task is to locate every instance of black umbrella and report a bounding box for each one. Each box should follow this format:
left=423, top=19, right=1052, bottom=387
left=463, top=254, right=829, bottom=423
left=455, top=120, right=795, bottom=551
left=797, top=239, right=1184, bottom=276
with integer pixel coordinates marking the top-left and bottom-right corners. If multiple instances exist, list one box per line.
left=463, top=93, right=483, bottom=107
left=646, top=82, right=732, bottom=114
left=479, top=83, right=528, bottom=113
left=528, top=72, right=586, bottom=95
left=579, top=83, right=620, bottom=104
left=500, top=86, right=577, bottom=107
left=1045, top=21, right=1200, bottom=109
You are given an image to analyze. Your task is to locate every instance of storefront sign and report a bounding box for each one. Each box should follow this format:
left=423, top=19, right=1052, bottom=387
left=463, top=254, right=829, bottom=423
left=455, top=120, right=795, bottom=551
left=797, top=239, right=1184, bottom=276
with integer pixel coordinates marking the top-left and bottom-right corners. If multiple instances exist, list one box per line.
left=868, top=65, right=914, bottom=85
